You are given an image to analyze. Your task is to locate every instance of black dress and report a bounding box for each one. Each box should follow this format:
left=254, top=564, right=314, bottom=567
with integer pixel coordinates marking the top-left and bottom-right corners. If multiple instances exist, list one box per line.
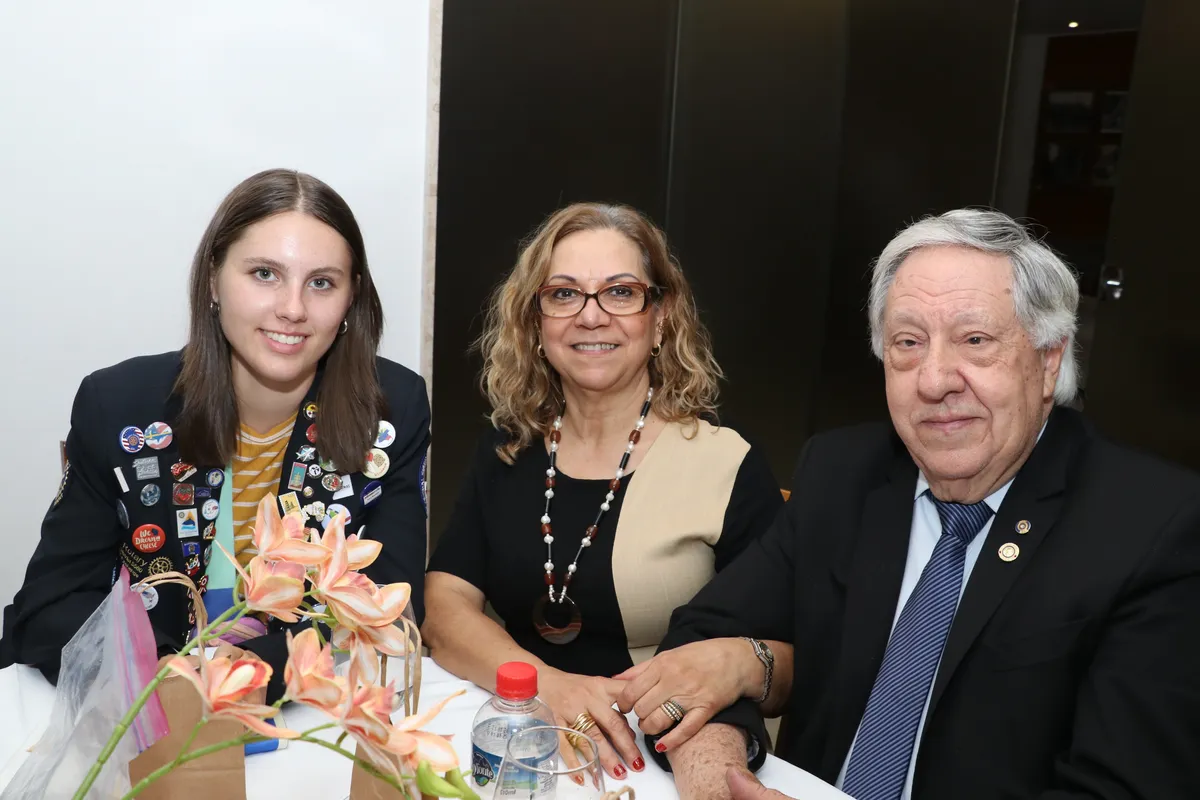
left=428, top=418, right=783, bottom=679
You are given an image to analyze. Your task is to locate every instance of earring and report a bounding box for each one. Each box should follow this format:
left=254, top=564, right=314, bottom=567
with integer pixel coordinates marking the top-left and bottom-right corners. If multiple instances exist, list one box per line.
left=209, top=299, right=219, bottom=314
left=537, top=344, right=546, bottom=359
left=651, top=343, right=662, bottom=358
left=340, top=319, right=349, bottom=335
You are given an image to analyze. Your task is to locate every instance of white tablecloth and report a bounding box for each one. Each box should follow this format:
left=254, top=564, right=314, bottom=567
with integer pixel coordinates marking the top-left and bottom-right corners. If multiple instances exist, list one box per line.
left=0, top=657, right=847, bottom=799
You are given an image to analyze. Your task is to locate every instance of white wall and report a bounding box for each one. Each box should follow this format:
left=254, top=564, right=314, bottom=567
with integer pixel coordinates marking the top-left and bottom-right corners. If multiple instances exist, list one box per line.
left=0, top=1, right=437, bottom=610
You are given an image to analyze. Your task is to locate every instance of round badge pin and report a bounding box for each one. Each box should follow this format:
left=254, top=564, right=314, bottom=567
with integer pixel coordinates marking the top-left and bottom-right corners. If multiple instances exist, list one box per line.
left=306, top=424, right=318, bottom=444
left=321, top=473, right=342, bottom=492
left=361, top=480, right=383, bottom=508
left=302, top=485, right=314, bottom=498
left=203, top=544, right=212, bottom=567
left=1015, top=519, right=1032, bottom=535
left=998, top=542, right=1020, bottom=562
left=119, top=426, right=145, bottom=454
left=318, top=456, right=338, bottom=472
left=144, top=422, right=173, bottom=450
left=201, top=498, right=220, bottom=521
left=322, top=503, right=351, bottom=530
left=375, top=420, right=396, bottom=449
left=137, top=585, right=159, bottom=611
left=304, top=402, right=319, bottom=420
left=116, top=500, right=130, bottom=528
left=132, top=524, right=166, bottom=553
left=363, top=448, right=390, bottom=479
left=140, top=484, right=161, bottom=506
left=207, top=469, right=224, bottom=488
left=308, top=464, right=322, bottom=478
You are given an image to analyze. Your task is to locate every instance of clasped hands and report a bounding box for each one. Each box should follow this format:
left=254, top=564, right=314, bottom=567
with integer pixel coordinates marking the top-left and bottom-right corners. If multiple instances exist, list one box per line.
left=538, top=638, right=766, bottom=782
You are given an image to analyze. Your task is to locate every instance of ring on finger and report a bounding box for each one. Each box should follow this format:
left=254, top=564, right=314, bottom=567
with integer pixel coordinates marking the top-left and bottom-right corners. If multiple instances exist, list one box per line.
left=660, top=699, right=685, bottom=724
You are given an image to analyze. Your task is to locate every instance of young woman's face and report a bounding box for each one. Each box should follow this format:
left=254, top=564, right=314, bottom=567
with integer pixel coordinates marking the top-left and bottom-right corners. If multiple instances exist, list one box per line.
left=212, top=211, right=354, bottom=391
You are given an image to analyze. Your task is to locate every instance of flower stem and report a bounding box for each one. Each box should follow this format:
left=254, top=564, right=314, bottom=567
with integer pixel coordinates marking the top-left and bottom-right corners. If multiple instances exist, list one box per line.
left=118, top=723, right=340, bottom=799
left=295, top=735, right=415, bottom=800
left=71, top=602, right=246, bottom=800
left=118, top=732, right=254, bottom=800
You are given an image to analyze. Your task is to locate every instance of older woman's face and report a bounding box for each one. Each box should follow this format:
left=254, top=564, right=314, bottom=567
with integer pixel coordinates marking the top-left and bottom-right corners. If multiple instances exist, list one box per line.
left=882, top=246, right=1063, bottom=500
left=539, top=228, right=662, bottom=397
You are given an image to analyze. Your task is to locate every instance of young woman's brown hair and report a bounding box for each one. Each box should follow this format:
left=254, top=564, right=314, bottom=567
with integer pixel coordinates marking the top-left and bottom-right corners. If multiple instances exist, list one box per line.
left=174, top=169, right=385, bottom=469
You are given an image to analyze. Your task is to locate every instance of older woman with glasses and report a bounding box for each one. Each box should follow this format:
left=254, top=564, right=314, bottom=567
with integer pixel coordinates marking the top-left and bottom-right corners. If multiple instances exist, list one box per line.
left=422, top=203, right=790, bottom=784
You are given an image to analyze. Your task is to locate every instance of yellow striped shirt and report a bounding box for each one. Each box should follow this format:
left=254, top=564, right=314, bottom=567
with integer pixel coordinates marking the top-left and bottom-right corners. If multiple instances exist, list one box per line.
left=232, top=414, right=297, bottom=566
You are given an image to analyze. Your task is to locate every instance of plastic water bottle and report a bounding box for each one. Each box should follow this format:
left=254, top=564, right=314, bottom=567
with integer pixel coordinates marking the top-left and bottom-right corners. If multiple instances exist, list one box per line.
left=470, top=661, right=557, bottom=797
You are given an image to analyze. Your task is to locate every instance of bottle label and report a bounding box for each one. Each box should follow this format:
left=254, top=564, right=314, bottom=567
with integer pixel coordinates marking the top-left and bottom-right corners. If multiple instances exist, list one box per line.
left=471, top=741, right=556, bottom=797
left=471, top=744, right=501, bottom=788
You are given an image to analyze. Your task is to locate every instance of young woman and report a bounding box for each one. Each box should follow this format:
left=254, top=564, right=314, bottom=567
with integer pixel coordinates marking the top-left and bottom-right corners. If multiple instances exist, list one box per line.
left=0, top=169, right=430, bottom=701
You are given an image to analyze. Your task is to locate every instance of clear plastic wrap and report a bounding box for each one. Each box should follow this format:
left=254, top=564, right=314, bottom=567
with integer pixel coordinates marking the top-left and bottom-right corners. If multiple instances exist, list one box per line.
left=1, top=566, right=169, bottom=799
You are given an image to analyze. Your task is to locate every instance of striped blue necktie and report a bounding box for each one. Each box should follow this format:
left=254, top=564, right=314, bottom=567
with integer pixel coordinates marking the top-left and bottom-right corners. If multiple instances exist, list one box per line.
left=842, top=493, right=993, bottom=800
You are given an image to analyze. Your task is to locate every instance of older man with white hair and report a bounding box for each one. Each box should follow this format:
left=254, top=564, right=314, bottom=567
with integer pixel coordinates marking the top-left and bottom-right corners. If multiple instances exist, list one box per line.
left=615, top=209, right=1200, bottom=800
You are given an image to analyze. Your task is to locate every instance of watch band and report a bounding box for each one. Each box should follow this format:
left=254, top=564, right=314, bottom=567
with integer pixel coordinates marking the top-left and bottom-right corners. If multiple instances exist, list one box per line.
left=743, top=637, right=774, bottom=704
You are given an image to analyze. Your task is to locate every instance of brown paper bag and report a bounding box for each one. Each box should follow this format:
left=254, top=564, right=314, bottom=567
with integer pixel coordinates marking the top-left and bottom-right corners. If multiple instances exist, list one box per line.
left=127, top=644, right=263, bottom=800
left=349, top=745, right=435, bottom=800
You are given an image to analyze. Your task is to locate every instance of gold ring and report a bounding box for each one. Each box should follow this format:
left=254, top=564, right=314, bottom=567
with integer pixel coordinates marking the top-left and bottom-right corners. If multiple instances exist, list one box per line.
left=661, top=699, right=685, bottom=723
left=571, top=712, right=598, bottom=734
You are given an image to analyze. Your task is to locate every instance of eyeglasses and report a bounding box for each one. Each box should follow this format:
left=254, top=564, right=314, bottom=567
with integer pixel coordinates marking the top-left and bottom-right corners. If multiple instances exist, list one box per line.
left=535, top=282, right=665, bottom=318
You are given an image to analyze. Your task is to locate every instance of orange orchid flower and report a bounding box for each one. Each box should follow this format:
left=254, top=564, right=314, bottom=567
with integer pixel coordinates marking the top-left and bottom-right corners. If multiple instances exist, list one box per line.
left=166, top=654, right=299, bottom=739
left=330, top=582, right=416, bottom=683
left=338, top=661, right=464, bottom=778
left=345, top=532, right=382, bottom=571
left=284, top=628, right=347, bottom=714
left=390, top=692, right=464, bottom=774
left=219, top=544, right=307, bottom=623
left=253, top=494, right=331, bottom=566
left=310, top=516, right=401, bottom=628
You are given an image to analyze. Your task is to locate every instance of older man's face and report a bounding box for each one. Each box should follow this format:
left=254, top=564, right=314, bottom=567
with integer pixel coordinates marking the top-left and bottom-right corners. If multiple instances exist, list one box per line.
left=882, top=246, right=1063, bottom=500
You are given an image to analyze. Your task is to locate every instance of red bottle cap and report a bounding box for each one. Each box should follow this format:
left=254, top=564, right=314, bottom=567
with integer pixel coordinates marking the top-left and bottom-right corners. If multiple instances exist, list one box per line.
left=496, top=661, right=538, bottom=700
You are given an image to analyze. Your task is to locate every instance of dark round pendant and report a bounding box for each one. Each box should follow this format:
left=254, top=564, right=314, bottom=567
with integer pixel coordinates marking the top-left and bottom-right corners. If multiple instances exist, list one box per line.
left=533, top=594, right=582, bottom=644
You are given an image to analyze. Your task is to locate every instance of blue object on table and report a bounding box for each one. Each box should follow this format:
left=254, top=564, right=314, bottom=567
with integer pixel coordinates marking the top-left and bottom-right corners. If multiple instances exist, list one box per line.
left=245, top=717, right=281, bottom=755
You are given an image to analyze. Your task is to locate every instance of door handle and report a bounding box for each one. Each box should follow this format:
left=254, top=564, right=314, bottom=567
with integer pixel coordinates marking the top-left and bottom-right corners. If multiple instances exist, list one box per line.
left=1099, top=265, right=1124, bottom=300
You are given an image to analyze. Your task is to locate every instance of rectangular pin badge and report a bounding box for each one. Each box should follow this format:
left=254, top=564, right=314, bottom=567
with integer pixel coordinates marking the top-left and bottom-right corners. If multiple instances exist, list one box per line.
left=332, top=475, right=353, bottom=501
left=114, top=467, right=130, bottom=493
left=279, top=491, right=302, bottom=516
left=176, top=508, right=199, bottom=538
left=287, top=462, right=306, bottom=491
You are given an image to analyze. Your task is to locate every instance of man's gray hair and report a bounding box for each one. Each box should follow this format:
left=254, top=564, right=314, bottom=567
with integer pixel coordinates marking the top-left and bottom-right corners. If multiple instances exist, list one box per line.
left=868, top=209, right=1080, bottom=405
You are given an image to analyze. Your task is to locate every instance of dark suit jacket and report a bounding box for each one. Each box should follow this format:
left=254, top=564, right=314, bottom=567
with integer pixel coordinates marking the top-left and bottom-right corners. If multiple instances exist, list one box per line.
left=0, top=350, right=431, bottom=700
left=657, top=407, right=1200, bottom=799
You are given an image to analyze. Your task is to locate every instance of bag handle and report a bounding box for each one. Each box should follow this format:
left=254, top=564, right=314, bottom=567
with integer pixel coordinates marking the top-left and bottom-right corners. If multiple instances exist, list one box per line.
left=135, top=571, right=209, bottom=632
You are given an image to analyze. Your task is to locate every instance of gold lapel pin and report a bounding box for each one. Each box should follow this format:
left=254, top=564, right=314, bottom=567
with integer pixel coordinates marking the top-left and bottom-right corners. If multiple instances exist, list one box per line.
left=1015, top=519, right=1032, bottom=535
left=998, top=542, right=1020, bottom=562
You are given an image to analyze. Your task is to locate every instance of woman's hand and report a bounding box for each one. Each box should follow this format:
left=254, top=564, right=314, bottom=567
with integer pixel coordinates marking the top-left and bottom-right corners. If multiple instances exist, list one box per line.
left=538, top=669, right=645, bottom=781
left=615, top=638, right=762, bottom=753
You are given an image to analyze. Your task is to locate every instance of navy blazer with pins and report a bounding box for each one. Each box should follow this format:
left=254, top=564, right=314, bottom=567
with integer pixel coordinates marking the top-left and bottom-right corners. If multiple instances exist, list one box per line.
left=0, top=350, right=430, bottom=701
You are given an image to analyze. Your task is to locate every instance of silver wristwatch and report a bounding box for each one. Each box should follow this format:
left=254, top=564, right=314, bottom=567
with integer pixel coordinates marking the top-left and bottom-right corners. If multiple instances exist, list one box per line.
left=743, top=637, right=774, bottom=704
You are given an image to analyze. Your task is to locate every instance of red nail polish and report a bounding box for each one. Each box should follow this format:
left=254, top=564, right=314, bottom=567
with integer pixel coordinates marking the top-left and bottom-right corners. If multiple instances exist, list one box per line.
left=572, top=774, right=585, bottom=786
left=632, top=757, right=645, bottom=771
left=655, top=742, right=667, bottom=753
left=614, top=765, right=627, bottom=779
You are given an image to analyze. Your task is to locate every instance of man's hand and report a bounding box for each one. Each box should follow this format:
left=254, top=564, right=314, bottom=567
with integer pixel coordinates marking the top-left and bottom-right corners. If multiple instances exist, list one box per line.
left=616, top=638, right=762, bottom=752
left=727, top=767, right=794, bottom=799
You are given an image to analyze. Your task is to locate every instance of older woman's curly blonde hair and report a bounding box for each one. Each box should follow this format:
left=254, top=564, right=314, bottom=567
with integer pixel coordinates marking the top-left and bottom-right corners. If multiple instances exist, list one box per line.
left=476, top=203, right=723, bottom=463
